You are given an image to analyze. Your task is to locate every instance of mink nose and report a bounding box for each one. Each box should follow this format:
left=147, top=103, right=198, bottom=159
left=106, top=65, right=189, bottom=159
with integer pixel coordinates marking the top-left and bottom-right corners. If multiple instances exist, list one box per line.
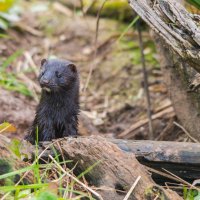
left=40, top=78, right=50, bottom=85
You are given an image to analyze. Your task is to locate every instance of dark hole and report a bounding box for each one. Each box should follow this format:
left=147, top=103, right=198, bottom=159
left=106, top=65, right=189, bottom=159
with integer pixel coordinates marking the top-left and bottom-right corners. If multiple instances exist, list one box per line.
left=137, top=149, right=141, bottom=152
left=115, top=183, right=126, bottom=195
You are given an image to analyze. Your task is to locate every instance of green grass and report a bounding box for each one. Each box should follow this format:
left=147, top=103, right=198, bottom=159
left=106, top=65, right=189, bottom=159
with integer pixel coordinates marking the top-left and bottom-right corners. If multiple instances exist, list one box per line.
left=0, top=125, right=100, bottom=199
left=0, top=50, right=33, bottom=97
left=186, top=0, right=200, bottom=9
left=183, top=187, right=200, bottom=200
left=117, top=15, right=140, bottom=42
left=115, top=15, right=158, bottom=68
left=0, top=153, right=98, bottom=199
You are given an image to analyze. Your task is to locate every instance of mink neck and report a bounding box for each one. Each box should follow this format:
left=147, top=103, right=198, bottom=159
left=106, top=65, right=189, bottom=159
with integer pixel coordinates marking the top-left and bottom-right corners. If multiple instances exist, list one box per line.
left=40, top=87, right=78, bottom=108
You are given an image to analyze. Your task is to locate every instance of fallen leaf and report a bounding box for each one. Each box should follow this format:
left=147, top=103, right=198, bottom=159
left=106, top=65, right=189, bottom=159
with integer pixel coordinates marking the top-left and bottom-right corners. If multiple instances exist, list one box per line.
left=0, top=122, right=16, bottom=133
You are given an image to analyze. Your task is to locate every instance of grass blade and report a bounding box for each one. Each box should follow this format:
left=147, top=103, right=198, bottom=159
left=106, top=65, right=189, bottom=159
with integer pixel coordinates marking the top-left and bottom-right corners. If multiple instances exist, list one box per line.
left=1, top=49, right=23, bottom=70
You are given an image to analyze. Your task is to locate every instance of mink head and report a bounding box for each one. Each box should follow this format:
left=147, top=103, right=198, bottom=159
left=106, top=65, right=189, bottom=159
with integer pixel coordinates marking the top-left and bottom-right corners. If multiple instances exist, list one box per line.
left=39, top=58, right=77, bottom=92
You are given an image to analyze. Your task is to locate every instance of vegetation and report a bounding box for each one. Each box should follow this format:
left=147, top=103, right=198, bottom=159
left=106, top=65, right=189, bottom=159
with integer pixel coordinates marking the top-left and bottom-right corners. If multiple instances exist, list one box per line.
left=0, top=0, right=200, bottom=199
left=0, top=50, right=33, bottom=96
left=0, top=122, right=99, bottom=199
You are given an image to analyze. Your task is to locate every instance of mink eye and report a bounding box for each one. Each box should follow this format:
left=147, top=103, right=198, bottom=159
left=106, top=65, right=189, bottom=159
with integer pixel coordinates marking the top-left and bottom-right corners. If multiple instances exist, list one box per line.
left=55, top=71, right=62, bottom=78
left=40, top=69, right=45, bottom=76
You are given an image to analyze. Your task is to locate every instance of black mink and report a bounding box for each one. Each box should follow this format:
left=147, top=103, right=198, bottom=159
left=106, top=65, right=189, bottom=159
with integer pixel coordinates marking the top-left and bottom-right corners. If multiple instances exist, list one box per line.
left=25, top=58, right=79, bottom=144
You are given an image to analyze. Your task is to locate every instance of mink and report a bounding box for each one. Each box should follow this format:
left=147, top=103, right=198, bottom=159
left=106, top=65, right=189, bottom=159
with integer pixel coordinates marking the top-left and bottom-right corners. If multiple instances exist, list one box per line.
left=25, top=58, right=79, bottom=144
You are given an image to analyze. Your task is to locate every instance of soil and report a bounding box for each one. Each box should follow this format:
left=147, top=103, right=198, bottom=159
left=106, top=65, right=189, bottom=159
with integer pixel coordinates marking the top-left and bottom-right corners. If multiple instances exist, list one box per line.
left=0, top=1, right=186, bottom=142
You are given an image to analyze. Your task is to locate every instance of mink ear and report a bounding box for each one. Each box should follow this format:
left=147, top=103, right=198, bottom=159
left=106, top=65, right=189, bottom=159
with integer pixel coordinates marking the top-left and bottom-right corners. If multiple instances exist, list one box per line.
left=68, top=63, right=77, bottom=73
left=41, top=59, right=47, bottom=66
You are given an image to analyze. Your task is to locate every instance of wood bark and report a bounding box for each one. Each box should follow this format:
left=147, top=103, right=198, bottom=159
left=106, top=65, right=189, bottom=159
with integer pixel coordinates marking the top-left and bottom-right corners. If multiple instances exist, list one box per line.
left=129, top=0, right=200, bottom=140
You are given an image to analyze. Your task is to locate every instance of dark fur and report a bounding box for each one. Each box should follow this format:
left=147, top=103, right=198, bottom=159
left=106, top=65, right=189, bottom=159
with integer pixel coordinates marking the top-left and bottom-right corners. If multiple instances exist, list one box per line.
left=25, top=58, right=79, bottom=144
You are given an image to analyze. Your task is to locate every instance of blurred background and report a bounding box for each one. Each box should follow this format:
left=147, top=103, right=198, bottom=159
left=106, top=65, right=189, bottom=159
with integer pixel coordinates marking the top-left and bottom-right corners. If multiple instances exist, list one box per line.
left=0, top=0, right=199, bottom=141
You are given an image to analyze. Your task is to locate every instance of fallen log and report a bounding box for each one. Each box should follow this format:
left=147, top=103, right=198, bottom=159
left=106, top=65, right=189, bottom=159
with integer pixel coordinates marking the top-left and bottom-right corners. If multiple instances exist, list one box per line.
left=40, top=138, right=200, bottom=185
left=0, top=135, right=182, bottom=200
left=110, top=139, right=200, bottom=185
left=40, top=136, right=182, bottom=200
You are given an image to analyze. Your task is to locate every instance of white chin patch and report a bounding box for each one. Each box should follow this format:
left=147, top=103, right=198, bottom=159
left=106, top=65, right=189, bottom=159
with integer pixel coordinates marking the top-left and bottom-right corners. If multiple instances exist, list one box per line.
left=43, top=87, right=51, bottom=92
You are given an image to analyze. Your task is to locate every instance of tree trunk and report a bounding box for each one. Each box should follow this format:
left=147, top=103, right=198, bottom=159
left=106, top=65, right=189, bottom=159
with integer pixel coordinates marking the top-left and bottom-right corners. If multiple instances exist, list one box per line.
left=129, top=0, right=200, bottom=140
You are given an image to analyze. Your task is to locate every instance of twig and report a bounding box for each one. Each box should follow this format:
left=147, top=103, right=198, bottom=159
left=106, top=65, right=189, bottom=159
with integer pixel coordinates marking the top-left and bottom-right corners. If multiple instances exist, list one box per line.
left=84, top=0, right=98, bottom=15
left=49, top=155, right=104, bottom=200
left=147, top=166, right=199, bottom=191
left=162, top=168, right=200, bottom=191
left=123, top=176, right=141, bottom=200
left=118, top=106, right=174, bottom=138
left=0, top=124, right=11, bottom=134
left=153, top=194, right=160, bottom=200
left=69, top=181, right=74, bottom=199
left=53, top=2, right=72, bottom=17
left=79, top=0, right=85, bottom=16
left=15, top=22, right=43, bottom=37
left=192, top=179, right=200, bottom=187
left=83, top=0, right=108, bottom=92
left=63, top=176, right=69, bottom=199
left=17, top=73, right=40, bottom=102
left=55, top=140, right=67, bottom=171
left=154, top=99, right=171, bottom=113
left=137, top=22, right=154, bottom=139
left=173, top=121, right=199, bottom=143
left=146, top=166, right=185, bottom=185
left=23, top=51, right=39, bottom=77
left=155, top=118, right=174, bottom=141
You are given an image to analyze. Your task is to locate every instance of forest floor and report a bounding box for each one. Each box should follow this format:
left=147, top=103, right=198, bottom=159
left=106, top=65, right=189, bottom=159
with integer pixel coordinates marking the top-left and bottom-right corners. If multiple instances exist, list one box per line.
left=0, top=1, right=187, bottom=142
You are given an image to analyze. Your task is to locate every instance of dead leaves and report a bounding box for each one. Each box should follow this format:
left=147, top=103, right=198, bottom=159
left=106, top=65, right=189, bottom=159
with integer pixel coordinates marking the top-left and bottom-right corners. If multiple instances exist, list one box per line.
left=0, top=122, right=16, bottom=134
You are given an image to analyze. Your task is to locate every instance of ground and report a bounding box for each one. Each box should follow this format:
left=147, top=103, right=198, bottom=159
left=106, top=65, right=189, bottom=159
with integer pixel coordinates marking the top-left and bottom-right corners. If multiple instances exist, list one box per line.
left=0, top=0, right=186, bottom=142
